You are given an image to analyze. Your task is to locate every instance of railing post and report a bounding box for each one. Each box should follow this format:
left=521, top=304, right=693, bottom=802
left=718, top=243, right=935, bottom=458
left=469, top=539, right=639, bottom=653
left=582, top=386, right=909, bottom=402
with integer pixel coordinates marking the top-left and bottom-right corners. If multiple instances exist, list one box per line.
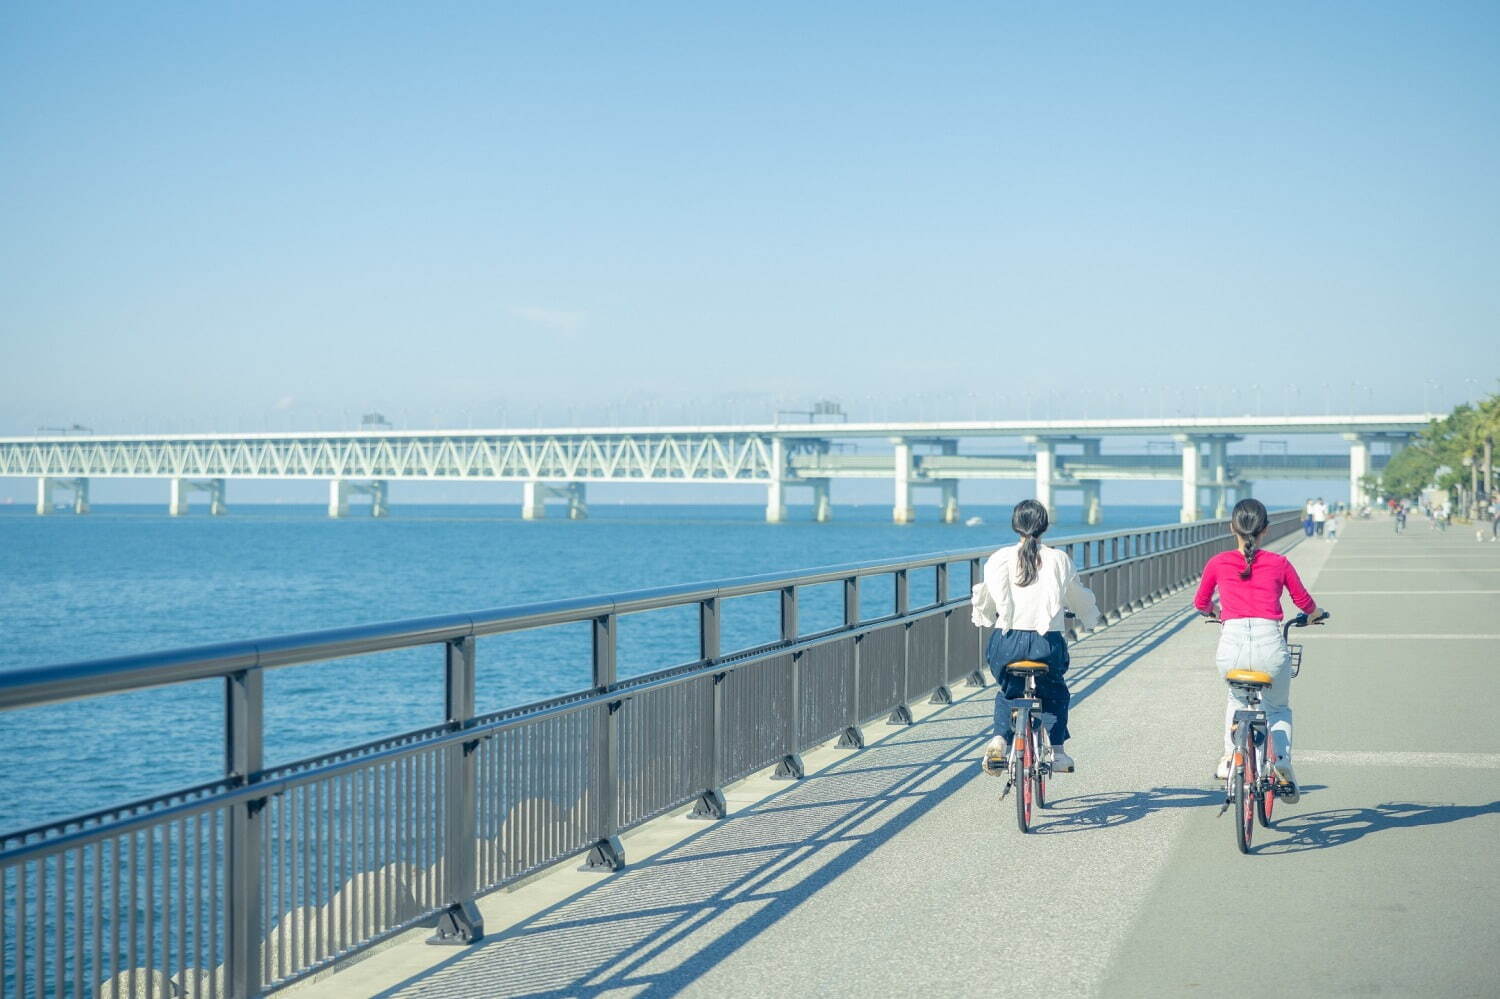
left=692, top=599, right=727, bottom=818
left=966, top=558, right=987, bottom=687
left=224, top=669, right=264, bottom=999
left=430, top=636, right=483, bottom=944
left=888, top=569, right=916, bottom=722
left=928, top=562, right=954, bottom=704
left=581, top=613, right=624, bottom=871
left=837, top=576, right=865, bottom=748
left=775, top=586, right=805, bottom=779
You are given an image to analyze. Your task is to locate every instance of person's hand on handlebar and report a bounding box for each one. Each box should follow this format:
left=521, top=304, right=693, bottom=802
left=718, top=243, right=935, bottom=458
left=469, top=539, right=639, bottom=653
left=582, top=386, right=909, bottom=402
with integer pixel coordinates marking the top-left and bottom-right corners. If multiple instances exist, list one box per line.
left=1290, top=609, right=1331, bottom=627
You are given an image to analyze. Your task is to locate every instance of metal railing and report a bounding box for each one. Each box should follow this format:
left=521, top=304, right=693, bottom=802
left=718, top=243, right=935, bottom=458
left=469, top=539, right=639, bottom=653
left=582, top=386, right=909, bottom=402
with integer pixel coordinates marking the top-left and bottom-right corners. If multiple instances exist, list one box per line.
left=0, top=511, right=1300, bottom=998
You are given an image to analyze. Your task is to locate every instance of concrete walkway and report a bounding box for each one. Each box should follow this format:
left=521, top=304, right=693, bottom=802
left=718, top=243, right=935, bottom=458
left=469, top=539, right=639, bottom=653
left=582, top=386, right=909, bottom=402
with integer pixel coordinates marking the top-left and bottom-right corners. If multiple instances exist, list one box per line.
left=292, top=518, right=1500, bottom=998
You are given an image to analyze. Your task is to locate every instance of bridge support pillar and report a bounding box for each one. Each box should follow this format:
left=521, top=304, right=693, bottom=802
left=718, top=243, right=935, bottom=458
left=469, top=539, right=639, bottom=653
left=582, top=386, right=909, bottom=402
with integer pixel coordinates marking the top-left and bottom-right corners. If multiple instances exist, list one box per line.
left=1027, top=438, right=1055, bottom=514
left=1079, top=439, right=1101, bottom=524
left=939, top=480, right=960, bottom=524
left=170, top=478, right=228, bottom=516
left=206, top=478, right=227, bottom=516
left=330, top=479, right=386, bottom=517
left=520, top=482, right=584, bottom=520
left=1210, top=438, right=1230, bottom=518
left=812, top=479, right=832, bottom=523
left=1345, top=434, right=1370, bottom=509
left=766, top=438, right=788, bottom=523
left=1082, top=481, right=1102, bottom=525
left=1177, top=437, right=1201, bottom=522
left=892, top=439, right=915, bottom=524
left=521, top=481, right=546, bottom=520
left=36, top=477, right=89, bottom=514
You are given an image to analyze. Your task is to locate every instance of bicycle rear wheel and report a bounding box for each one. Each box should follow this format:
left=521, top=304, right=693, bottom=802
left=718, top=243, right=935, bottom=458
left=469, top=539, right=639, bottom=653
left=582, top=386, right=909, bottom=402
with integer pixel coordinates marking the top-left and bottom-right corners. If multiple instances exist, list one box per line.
left=1256, top=738, right=1275, bottom=827
left=1234, top=748, right=1254, bottom=854
left=1014, top=731, right=1034, bottom=833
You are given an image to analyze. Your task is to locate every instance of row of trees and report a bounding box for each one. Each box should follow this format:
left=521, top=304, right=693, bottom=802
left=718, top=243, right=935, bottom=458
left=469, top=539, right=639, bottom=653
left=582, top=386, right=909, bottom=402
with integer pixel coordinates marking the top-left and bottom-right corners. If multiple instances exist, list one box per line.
left=1364, top=388, right=1499, bottom=510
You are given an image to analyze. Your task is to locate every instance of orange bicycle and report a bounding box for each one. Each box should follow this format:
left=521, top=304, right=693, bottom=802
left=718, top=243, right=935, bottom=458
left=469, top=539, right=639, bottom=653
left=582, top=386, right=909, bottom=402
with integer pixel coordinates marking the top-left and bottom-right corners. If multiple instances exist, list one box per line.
left=1216, top=611, right=1326, bottom=853
left=997, top=660, right=1054, bottom=833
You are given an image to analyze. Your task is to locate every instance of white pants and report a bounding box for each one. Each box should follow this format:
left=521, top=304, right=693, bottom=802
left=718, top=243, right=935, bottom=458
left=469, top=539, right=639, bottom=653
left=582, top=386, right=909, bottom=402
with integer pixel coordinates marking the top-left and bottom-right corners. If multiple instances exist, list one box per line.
left=1215, top=618, right=1293, bottom=762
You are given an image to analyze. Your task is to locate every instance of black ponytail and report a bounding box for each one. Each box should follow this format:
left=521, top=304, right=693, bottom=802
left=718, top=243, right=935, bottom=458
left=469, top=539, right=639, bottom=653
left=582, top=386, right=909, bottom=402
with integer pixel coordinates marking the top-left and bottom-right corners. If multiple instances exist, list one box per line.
left=1011, top=499, right=1049, bottom=587
left=1231, top=498, right=1269, bottom=580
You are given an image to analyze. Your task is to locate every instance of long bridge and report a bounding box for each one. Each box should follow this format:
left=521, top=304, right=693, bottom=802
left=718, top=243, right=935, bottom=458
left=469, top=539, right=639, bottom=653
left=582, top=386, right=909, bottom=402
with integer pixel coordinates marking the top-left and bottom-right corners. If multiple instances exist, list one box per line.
left=1, top=413, right=1431, bottom=523
left=3, top=510, right=1496, bottom=997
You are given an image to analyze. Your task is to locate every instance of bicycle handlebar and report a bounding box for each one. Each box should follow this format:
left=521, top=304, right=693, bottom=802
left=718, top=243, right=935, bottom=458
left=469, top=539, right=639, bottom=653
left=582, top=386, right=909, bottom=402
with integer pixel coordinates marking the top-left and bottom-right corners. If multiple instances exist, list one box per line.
left=1198, top=609, right=1331, bottom=639
left=1282, top=610, right=1330, bottom=642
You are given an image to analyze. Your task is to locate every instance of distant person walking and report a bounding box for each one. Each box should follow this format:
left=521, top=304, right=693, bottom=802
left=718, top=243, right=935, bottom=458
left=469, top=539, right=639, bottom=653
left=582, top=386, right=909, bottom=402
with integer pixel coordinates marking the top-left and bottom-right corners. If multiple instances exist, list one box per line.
left=1326, top=509, right=1341, bottom=542
left=1311, top=498, right=1328, bottom=537
left=1302, top=498, right=1316, bottom=537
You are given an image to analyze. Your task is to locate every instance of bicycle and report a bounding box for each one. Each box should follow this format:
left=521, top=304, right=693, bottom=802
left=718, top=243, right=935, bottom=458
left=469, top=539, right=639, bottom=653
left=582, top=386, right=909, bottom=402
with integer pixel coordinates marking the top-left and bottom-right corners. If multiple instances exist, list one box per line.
left=996, top=659, right=1056, bottom=833
left=1212, top=611, right=1328, bottom=854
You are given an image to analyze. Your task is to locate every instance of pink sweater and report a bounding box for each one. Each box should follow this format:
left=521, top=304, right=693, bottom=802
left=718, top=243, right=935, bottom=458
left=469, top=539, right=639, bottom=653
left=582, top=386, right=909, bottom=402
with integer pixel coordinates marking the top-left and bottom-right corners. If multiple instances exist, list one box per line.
left=1194, top=549, right=1316, bottom=621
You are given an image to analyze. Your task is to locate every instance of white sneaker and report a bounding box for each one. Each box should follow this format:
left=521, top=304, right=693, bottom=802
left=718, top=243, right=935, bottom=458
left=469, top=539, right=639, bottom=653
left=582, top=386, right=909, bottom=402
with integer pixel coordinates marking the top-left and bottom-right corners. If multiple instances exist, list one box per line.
left=981, top=736, right=1008, bottom=776
left=1215, top=755, right=1232, bottom=780
left=1273, top=759, right=1300, bottom=803
left=1048, top=747, right=1075, bottom=773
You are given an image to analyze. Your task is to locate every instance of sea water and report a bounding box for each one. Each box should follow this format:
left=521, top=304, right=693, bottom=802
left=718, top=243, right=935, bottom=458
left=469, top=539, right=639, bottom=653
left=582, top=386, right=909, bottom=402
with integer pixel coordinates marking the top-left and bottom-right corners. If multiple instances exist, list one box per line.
left=0, top=502, right=1181, bottom=832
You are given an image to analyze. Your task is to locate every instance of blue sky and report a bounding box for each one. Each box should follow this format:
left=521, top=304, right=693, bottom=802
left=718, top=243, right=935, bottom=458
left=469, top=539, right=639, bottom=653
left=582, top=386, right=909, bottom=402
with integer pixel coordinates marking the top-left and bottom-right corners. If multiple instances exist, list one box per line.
left=1, top=2, right=1497, bottom=505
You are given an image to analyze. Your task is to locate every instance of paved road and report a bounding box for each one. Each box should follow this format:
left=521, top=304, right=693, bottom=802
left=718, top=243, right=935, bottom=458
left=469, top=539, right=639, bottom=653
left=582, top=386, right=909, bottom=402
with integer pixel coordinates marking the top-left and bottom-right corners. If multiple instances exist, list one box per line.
left=312, top=519, right=1500, bottom=998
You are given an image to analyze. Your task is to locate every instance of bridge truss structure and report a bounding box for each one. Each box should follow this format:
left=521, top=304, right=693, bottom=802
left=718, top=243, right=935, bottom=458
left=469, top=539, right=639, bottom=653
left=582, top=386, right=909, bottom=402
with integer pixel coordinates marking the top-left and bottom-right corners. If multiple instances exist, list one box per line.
left=0, top=414, right=1433, bottom=523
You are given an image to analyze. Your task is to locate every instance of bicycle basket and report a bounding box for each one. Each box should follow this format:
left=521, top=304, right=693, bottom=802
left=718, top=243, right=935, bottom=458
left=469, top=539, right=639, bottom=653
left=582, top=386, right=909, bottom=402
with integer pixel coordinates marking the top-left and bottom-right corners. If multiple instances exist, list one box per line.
left=1287, top=643, right=1304, bottom=678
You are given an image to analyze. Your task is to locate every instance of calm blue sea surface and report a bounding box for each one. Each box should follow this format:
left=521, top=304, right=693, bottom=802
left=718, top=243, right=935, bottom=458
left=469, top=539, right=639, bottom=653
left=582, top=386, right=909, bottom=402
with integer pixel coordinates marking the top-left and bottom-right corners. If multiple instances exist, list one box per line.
left=0, top=502, right=1180, bottom=831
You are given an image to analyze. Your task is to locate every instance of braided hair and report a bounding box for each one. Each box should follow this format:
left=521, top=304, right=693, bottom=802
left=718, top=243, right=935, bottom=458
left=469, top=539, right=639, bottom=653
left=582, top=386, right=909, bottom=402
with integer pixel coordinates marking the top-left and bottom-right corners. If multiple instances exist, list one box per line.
left=1231, top=498, right=1270, bottom=580
left=1011, top=499, right=1049, bottom=587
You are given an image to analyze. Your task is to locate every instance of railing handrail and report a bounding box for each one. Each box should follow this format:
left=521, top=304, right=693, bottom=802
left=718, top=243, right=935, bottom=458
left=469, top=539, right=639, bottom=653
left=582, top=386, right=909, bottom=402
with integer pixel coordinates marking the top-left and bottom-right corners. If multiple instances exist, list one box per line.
left=1, top=509, right=1304, bottom=997
left=0, top=514, right=1269, bottom=713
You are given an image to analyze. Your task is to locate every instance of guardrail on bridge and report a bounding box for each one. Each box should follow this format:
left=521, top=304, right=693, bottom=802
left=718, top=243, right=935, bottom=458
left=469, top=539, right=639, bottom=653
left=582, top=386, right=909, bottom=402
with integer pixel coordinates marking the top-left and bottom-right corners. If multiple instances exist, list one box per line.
left=0, top=510, right=1300, bottom=997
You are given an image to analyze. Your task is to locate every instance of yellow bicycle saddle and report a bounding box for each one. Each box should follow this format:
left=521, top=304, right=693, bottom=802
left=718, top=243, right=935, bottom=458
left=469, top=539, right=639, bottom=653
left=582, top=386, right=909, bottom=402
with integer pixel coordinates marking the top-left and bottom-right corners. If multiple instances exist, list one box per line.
left=1006, top=660, right=1050, bottom=672
left=1226, top=669, right=1273, bottom=686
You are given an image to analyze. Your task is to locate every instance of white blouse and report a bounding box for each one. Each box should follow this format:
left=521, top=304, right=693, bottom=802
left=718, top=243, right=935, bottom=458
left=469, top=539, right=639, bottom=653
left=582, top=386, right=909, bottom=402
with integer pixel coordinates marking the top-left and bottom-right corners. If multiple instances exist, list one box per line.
left=970, top=543, right=1102, bottom=633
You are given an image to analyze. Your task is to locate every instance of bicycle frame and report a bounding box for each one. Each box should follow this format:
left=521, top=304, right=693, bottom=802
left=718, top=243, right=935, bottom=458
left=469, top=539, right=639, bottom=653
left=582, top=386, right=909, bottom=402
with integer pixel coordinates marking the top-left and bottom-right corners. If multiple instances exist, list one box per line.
left=1002, top=669, right=1054, bottom=832
left=1206, top=610, right=1325, bottom=853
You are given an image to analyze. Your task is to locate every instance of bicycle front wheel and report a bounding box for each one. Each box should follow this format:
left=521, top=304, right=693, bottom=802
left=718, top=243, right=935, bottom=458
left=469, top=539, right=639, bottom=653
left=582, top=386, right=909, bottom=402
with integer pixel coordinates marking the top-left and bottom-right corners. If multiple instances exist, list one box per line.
left=1014, top=732, right=1034, bottom=833
left=1234, top=749, right=1254, bottom=854
left=1256, top=739, right=1275, bottom=827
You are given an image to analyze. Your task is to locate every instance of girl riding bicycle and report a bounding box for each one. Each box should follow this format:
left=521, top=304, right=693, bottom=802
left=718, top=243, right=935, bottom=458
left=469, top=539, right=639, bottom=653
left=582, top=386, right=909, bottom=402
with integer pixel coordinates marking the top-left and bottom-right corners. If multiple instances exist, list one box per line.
left=972, top=499, right=1101, bottom=774
left=1194, top=498, right=1323, bottom=799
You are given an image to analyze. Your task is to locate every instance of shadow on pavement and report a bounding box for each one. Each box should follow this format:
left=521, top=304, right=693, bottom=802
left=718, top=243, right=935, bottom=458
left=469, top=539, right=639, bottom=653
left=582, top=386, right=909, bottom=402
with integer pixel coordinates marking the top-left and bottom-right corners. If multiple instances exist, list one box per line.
left=368, top=600, right=1212, bottom=997
left=1256, top=800, right=1500, bottom=854
left=1030, top=787, right=1221, bottom=834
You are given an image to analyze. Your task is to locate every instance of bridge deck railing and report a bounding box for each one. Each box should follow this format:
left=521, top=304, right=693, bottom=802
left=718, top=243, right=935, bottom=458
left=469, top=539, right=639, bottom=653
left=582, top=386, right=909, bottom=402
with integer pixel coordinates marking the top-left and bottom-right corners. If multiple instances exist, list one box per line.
left=0, top=511, right=1300, bottom=998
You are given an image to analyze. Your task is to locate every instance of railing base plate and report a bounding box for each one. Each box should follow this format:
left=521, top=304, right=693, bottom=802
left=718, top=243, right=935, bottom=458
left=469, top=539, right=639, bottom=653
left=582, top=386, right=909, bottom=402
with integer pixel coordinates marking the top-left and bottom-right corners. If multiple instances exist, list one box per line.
left=579, top=836, right=625, bottom=873
left=928, top=685, right=953, bottom=705
left=836, top=725, right=865, bottom=749
left=772, top=753, right=805, bottom=780
left=887, top=704, right=913, bottom=725
left=965, top=669, right=987, bottom=689
left=427, top=901, right=484, bottom=945
left=689, top=788, right=727, bottom=820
